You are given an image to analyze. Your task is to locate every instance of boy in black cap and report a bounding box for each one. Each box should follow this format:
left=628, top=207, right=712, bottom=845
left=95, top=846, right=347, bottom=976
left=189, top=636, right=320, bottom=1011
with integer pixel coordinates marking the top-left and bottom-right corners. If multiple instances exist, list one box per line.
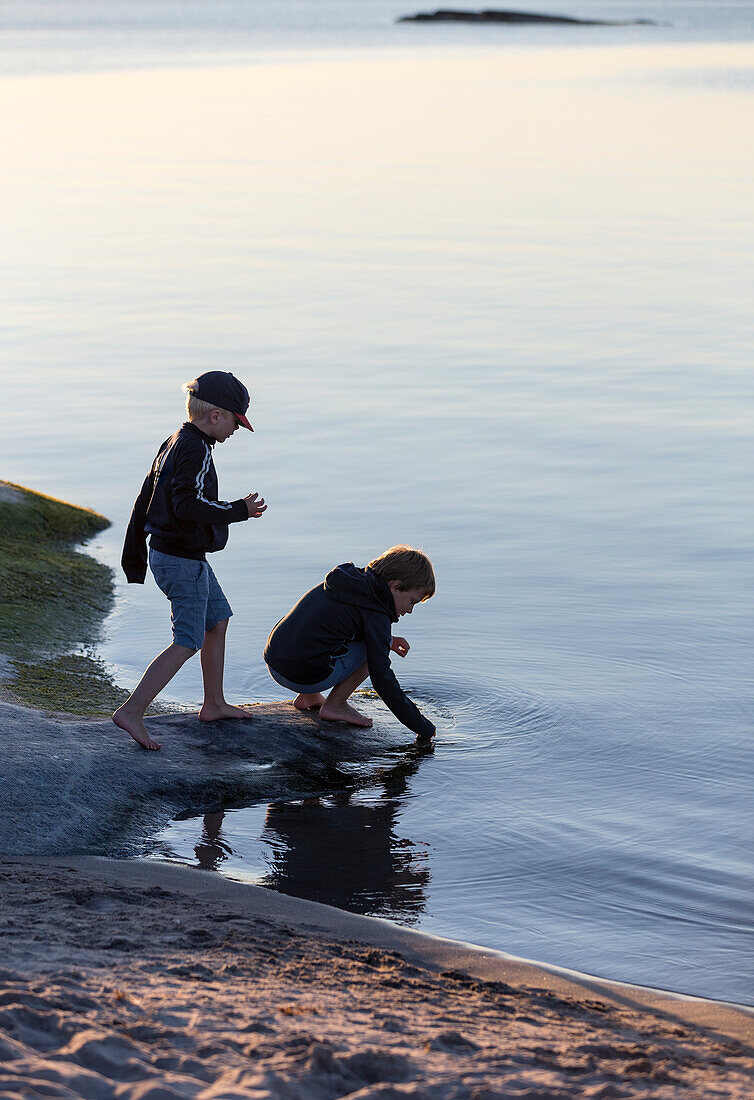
left=116, top=371, right=266, bottom=750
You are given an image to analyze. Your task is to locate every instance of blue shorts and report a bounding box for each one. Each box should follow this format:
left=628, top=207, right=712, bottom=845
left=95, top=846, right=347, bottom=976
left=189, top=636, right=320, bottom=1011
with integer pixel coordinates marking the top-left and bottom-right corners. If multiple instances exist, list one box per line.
left=149, top=547, right=233, bottom=651
left=266, top=641, right=368, bottom=694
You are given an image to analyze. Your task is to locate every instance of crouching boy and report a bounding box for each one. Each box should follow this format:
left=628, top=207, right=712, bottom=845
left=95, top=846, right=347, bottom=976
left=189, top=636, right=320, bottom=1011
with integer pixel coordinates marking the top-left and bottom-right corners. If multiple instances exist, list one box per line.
left=264, top=545, right=436, bottom=740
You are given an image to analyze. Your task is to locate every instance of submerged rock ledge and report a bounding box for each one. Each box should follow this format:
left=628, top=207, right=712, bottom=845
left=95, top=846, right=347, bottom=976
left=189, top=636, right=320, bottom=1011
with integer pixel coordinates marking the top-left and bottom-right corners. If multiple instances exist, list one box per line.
left=3, top=698, right=424, bottom=859
left=397, top=8, right=658, bottom=25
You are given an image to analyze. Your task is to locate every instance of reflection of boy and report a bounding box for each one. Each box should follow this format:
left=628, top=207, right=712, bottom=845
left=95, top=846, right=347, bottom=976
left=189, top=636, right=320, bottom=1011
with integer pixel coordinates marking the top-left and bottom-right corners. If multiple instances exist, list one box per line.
left=264, top=545, right=435, bottom=740
left=261, top=797, right=431, bottom=921
left=115, top=371, right=267, bottom=751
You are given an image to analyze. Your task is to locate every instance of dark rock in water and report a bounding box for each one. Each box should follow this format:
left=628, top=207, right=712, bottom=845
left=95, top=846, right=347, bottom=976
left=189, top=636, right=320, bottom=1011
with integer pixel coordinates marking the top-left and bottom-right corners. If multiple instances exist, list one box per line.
left=397, top=9, right=658, bottom=25
left=2, top=699, right=427, bottom=859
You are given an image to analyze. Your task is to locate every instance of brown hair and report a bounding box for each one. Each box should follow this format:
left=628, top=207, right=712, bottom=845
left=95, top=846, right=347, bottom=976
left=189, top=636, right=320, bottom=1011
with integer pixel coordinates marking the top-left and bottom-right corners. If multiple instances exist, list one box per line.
left=368, top=545, right=435, bottom=599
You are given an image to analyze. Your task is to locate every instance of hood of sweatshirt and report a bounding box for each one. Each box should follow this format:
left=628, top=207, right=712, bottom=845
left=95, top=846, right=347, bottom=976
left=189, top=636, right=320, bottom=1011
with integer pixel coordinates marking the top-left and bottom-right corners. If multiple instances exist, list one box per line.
left=323, top=563, right=398, bottom=623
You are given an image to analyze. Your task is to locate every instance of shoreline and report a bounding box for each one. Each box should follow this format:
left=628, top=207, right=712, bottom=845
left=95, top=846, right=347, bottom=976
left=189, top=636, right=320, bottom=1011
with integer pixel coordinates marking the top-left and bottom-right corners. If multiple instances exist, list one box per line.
left=173, top=857, right=754, bottom=1018
left=3, top=684, right=751, bottom=1015
left=105, top=856, right=754, bottom=1030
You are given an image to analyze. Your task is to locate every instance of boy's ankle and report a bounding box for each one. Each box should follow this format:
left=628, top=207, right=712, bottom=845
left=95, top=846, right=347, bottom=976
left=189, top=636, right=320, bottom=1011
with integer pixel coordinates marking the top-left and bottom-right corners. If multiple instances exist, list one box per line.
left=201, top=697, right=225, bottom=710
left=114, top=701, right=142, bottom=718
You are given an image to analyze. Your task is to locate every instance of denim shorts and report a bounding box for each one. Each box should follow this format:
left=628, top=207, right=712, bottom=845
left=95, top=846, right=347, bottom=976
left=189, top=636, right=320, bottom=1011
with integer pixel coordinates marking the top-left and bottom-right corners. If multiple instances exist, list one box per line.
left=266, top=641, right=368, bottom=694
left=149, top=547, right=232, bottom=650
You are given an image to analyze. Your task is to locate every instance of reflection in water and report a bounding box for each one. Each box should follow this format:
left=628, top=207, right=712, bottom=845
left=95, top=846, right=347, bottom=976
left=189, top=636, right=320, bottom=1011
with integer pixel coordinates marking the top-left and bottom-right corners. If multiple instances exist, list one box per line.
left=260, top=796, right=429, bottom=923
left=194, top=811, right=234, bottom=872
left=192, top=745, right=433, bottom=923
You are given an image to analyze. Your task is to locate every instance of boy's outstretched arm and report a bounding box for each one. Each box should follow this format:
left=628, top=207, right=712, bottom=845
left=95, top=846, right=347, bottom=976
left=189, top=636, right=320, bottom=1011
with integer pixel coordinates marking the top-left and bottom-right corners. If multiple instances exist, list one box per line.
left=363, top=618, right=435, bottom=739
left=171, top=437, right=250, bottom=526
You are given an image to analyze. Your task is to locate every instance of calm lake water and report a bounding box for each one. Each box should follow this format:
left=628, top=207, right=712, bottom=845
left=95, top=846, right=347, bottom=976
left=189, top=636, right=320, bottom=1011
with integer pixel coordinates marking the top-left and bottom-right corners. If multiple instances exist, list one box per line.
left=2, top=1, right=752, bottom=1003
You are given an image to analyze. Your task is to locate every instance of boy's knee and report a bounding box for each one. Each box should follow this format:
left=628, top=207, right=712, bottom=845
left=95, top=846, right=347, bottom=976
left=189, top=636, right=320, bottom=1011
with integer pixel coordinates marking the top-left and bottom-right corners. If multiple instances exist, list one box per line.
left=205, top=618, right=229, bottom=636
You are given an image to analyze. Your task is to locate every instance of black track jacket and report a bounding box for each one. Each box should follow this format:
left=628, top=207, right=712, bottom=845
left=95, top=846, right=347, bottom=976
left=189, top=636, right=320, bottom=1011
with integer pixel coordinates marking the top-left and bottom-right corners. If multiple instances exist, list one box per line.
left=264, top=563, right=435, bottom=739
left=121, top=422, right=248, bottom=584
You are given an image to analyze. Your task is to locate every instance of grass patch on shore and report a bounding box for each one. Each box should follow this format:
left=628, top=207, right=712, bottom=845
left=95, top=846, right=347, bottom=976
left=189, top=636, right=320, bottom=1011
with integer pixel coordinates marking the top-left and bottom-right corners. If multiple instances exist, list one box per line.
left=9, top=654, right=131, bottom=714
left=0, top=481, right=127, bottom=714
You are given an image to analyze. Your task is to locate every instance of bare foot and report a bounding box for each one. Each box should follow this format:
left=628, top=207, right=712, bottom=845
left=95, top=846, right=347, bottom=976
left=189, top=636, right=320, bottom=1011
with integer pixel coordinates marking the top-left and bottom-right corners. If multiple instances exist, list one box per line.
left=113, top=706, right=161, bottom=751
left=319, top=701, right=373, bottom=728
left=293, top=693, right=326, bottom=711
left=199, top=703, right=250, bottom=722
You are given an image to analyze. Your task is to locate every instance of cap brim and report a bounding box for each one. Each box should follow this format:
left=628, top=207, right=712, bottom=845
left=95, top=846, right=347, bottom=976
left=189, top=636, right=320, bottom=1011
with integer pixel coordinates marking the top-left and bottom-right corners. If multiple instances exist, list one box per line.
left=236, top=413, right=253, bottom=432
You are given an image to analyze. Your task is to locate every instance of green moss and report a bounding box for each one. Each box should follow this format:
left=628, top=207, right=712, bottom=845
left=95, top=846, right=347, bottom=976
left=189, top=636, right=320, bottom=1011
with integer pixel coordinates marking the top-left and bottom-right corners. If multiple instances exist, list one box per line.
left=7, top=654, right=130, bottom=714
left=0, top=481, right=124, bottom=714
left=0, top=482, right=112, bottom=656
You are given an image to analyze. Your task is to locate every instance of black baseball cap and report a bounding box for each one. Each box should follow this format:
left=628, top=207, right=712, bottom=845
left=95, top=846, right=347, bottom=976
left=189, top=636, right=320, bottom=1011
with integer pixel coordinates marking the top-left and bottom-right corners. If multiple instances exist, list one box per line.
left=186, top=371, right=253, bottom=431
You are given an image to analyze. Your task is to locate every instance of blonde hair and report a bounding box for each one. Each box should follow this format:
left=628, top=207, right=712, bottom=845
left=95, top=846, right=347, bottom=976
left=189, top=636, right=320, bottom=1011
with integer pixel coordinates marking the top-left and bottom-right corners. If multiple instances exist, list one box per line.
left=182, top=383, right=221, bottom=422
left=368, top=545, right=435, bottom=599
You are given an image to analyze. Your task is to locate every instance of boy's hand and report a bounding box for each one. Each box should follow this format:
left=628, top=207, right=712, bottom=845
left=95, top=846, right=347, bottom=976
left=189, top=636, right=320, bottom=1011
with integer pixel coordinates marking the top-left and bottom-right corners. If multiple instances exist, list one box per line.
left=244, top=492, right=267, bottom=518
left=391, top=636, right=410, bottom=657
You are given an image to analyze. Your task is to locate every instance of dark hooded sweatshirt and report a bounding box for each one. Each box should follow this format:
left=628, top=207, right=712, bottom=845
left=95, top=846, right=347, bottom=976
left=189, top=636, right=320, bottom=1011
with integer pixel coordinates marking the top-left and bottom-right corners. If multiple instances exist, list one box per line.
left=264, top=563, right=435, bottom=739
left=121, top=422, right=248, bottom=584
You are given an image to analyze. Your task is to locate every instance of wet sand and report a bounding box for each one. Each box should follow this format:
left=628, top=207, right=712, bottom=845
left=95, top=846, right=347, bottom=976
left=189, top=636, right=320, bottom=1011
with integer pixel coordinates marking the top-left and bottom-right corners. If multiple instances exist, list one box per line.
left=0, top=856, right=751, bottom=1098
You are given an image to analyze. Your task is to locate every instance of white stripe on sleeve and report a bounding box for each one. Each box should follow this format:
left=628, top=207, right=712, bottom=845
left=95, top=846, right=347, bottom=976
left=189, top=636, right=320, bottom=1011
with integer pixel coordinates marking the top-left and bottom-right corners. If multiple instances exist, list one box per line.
left=195, top=444, right=233, bottom=510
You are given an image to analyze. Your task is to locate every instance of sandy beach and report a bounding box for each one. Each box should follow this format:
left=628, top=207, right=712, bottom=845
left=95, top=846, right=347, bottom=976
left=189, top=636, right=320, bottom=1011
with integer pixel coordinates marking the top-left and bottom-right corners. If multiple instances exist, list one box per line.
left=0, top=853, right=751, bottom=1099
